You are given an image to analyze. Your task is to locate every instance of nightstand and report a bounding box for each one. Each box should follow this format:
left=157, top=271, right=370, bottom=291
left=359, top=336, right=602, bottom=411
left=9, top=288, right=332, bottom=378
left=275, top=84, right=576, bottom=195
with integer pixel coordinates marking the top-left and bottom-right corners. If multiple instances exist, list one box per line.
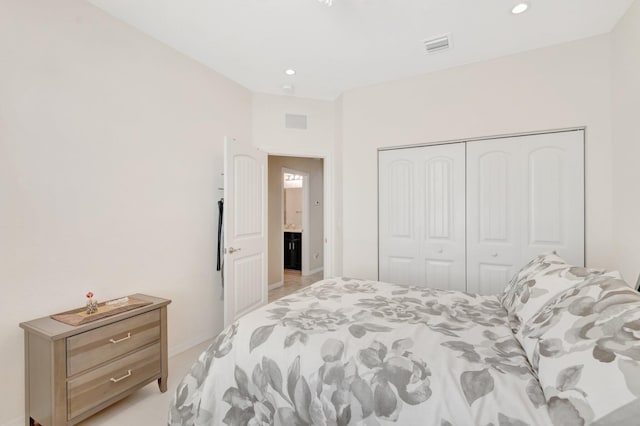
left=19, top=294, right=171, bottom=426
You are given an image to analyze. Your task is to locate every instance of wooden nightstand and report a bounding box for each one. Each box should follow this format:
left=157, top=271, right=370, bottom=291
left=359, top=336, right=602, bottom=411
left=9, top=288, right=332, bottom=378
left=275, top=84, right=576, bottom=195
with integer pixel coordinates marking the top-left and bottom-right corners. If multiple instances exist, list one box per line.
left=19, top=294, right=171, bottom=426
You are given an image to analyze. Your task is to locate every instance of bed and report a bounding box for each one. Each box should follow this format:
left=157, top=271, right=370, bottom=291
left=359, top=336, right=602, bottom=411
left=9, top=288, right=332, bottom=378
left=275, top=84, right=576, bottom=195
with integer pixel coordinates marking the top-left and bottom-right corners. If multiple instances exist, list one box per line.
left=168, top=254, right=640, bottom=425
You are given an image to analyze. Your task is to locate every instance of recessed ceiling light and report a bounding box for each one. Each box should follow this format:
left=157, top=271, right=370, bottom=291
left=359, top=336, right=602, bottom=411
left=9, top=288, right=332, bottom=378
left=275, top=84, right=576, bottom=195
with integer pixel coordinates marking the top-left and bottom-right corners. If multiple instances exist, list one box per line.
left=511, top=3, right=529, bottom=14
left=284, top=69, right=296, bottom=76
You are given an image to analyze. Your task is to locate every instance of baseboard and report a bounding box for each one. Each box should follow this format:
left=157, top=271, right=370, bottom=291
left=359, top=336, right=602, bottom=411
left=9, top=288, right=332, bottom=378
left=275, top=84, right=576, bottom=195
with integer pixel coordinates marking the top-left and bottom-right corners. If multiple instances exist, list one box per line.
left=168, top=332, right=215, bottom=358
left=306, top=267, right=324, bottom=276
left=269, top=281, right=283, bottom=291
left=1, top=415, right=23, bottom=426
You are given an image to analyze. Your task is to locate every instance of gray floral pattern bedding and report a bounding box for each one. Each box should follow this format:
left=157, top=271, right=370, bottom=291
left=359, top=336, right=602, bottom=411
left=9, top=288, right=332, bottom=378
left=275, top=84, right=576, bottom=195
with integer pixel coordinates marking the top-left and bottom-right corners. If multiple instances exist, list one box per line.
left=500, top=253, right=640, bottom=425
left=520, top=274, right=640, bottom=425
left=168, top=278, right=552, bottom=425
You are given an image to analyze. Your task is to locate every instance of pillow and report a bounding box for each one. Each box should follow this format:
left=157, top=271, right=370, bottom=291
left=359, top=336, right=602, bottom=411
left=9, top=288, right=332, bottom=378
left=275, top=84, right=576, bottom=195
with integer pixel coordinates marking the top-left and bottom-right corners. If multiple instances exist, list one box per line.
left=501, top=252, right=569, bottom=313
left=519, top=275, right=640, bottom=425
left=500, top=253, right=622, bottom=336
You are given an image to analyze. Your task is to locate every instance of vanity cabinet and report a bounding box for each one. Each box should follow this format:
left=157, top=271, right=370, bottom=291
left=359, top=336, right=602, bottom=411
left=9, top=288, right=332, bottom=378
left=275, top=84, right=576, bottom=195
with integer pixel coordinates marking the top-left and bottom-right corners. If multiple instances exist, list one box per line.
left=284, top=232, right=302, bottom=270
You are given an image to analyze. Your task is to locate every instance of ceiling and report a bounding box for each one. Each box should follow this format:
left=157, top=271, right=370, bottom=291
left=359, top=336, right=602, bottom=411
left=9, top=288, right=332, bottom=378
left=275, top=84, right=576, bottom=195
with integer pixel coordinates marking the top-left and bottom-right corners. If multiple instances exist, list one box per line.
left=86, top=0, right=634, bottom=100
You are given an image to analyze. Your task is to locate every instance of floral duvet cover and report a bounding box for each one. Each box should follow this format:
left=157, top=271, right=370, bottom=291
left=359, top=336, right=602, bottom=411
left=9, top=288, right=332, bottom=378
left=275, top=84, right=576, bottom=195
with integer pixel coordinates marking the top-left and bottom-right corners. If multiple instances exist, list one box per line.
left=169, top=278, right=552, bottom=425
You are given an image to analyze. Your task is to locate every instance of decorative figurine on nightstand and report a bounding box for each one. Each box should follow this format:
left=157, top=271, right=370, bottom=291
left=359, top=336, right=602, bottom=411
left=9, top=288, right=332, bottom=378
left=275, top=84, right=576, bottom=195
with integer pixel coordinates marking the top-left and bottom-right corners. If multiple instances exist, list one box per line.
left=85, top=291, right=98, bottom=314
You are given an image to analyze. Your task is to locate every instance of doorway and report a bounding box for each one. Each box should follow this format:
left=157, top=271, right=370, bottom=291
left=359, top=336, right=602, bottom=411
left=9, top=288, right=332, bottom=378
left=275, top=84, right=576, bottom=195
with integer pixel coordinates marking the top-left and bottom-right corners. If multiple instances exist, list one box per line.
left=267, top=155, right=325, bottom=301
left=282, top=168, right=306, bottom=271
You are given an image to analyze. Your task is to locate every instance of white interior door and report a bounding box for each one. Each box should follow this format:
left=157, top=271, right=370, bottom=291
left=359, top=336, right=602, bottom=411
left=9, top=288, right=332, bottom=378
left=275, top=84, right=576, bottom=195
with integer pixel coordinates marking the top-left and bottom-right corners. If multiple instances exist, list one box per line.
left=224, top=137, right=268, bottom=327
left=379, top=143, right=466, bottom=290
left=466, top=130, right=585, bottom=295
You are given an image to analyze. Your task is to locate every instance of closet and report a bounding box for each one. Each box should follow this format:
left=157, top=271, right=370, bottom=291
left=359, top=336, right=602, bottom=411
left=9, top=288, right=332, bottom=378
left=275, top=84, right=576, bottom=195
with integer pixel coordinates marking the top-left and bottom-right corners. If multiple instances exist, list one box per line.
left=378, top=130, right=585, bottom=295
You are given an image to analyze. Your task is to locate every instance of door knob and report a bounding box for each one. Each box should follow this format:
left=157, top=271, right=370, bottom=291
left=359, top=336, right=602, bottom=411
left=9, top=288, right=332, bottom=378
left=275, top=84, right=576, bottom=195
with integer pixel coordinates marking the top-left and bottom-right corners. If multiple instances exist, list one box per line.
left=437, top=248, right=443, bottom=254
left=491, top=252, right=498, bottom=258
left=226, top=247, right=241, bottom=254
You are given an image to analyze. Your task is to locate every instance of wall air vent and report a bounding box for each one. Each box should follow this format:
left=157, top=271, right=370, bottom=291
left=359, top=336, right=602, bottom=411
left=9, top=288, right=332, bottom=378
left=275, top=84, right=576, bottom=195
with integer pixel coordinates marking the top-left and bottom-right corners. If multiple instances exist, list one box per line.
left=423, top=33, right=452, bottom=55
left=285, top=113, right=308, bottom=130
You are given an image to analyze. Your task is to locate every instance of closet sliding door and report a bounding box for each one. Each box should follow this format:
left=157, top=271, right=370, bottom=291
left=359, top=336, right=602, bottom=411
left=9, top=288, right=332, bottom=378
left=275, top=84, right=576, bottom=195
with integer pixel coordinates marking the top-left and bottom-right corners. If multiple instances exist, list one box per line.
left=379, top=129, right=584, bottom=294
left=466, top=130, right=585, bottom=295
left=379, top=143, right=466, bottom=290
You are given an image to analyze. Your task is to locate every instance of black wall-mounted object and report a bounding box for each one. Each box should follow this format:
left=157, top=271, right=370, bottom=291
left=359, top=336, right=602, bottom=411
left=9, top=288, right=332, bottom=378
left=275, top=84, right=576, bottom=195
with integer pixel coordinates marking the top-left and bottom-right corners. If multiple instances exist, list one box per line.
left=217, top=198, right=224, bottom=289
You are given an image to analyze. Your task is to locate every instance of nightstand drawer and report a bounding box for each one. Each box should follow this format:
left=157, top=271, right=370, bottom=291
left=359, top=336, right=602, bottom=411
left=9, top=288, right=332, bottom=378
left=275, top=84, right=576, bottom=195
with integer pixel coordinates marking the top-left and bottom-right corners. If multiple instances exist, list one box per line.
left=67, top=342, right=161, bottom=420
left=67, top=310, right=160, bottom=376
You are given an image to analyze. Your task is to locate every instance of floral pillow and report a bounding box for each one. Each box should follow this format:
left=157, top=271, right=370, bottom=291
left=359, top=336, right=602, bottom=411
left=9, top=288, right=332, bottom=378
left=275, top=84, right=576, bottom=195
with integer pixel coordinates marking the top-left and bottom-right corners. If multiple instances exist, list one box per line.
left=519, top=275, right=640, bottom=425
left=500, top=253, right=622, bottom=337
left=501, top=252, right=568, bottom=312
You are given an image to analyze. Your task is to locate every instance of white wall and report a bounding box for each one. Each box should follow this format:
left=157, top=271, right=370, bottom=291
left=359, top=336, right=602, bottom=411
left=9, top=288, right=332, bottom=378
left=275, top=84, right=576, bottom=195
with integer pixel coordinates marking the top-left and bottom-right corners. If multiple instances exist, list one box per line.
left=0, top=1, right=251, bottom=424
left=612, top=0, right=640, bottom=284
left=267, top=156, right=324, bottom=285
left=341, top=35, right=615, bottom=280
left=252, top=93, right=339, bottom=276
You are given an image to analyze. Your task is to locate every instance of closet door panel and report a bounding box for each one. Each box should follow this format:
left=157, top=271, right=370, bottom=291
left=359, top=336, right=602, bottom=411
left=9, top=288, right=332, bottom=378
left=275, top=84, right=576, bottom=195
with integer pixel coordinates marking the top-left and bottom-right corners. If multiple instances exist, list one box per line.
left=521, top=131, right=584, bottom=266
left=479, top=152, right=509, bottom=242
left=420, top=144, right=466, bottom=291
left=388, top=160, right=413, bottom=238
left=379, top=152, right=420, bottom=285
left=387, top=257, right=414, bottom=286
left=467, top=130, right=585, bottom=295
left=379, top=144, right=466, bottom=289
left=467, top=140, right=521, bottom=295
left=528, top=148, right=563, bottom=243
left=477, top=263, right=514, bottom=295
left=424, top=259, right=460, bottom=291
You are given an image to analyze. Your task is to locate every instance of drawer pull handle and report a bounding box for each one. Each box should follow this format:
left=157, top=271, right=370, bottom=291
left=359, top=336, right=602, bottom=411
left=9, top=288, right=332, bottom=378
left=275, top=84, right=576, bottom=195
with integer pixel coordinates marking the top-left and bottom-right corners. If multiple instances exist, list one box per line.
left=110, top=369, right=132, bottom=383
left=109, top=332, right=131, bottom=344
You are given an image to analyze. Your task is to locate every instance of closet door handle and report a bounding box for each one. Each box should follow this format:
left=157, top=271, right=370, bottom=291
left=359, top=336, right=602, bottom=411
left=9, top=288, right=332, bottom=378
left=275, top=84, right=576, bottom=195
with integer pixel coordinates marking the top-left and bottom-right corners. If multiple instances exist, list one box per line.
left=491, top=252, right=498, bottom=258
left=227, top=247, right=241, bottom=254
left=437, top=248, right=443, bottom=254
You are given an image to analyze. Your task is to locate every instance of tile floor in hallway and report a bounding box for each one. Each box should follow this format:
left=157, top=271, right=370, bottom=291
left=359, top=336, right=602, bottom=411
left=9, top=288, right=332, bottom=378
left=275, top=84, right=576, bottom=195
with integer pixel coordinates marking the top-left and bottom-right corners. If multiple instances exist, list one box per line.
left=268, top=269, right=324, bottom=303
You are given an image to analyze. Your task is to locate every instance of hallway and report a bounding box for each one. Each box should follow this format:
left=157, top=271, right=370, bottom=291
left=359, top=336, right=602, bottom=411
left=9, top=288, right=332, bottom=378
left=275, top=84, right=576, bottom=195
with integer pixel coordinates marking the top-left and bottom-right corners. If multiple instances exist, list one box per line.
left=268, top=270, right=324, bottom=302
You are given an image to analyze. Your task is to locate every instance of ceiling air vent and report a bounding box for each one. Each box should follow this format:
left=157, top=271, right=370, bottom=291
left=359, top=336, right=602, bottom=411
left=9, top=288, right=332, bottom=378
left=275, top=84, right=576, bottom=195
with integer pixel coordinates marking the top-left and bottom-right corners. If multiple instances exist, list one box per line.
left=423, top=33, right=452, bottom=55
left=285, top=113, right=308, bottom=130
